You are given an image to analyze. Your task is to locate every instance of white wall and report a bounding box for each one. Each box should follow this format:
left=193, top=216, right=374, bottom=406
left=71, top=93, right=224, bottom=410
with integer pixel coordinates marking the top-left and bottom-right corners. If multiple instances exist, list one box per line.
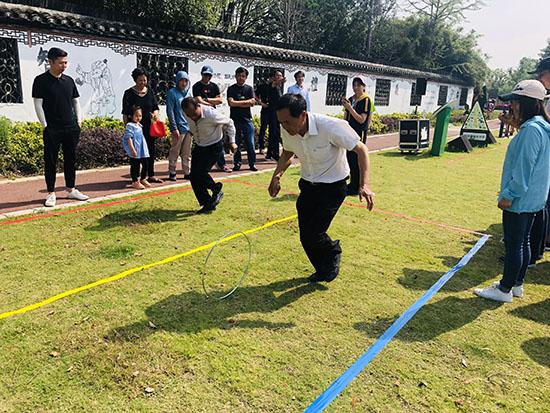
left=0, top=33, right=473, bottom=123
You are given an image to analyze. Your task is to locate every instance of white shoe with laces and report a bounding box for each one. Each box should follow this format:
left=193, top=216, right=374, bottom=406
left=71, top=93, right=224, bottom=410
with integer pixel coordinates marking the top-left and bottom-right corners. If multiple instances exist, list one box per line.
left=44, top=192, right=56, bottom=207
left=490, top=281, right=523, bottom=298
left=474, top=283, right=513, bottom=303
left=67, top=188, right=89, bottom=201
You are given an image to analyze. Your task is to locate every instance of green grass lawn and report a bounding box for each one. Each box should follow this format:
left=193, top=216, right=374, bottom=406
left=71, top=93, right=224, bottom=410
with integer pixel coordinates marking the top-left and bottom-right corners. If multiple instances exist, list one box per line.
left=0, top=141, right=548, bottom=412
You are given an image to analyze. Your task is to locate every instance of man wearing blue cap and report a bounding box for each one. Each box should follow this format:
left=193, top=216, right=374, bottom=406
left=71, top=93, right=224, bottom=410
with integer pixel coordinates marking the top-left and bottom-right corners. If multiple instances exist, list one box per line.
left=192, top=65, right=230, bottom=172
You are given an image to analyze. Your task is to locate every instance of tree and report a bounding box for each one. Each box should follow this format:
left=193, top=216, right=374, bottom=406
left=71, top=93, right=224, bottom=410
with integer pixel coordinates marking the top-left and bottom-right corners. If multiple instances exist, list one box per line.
left=406, top=0, right=485, bottom=66
left=268, top=0, right=306, bottom=43
left=362, top=0, right=397, bottom=58
left=540, top=38, right=550, bottom=59
left=216, top=0, right=270, bottom=35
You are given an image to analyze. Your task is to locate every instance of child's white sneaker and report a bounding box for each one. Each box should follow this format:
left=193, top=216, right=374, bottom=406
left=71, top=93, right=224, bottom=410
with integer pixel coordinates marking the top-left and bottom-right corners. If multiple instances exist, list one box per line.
left=474, top=283, right=512, bottom=303
left=68, top=188, right=89, bottom=201
left=44, top=192, right=56, bottom=207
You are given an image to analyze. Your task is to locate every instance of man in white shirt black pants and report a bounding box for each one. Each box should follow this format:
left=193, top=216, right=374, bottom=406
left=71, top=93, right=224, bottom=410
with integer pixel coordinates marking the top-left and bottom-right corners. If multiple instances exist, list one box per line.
left=268, top=94, right=374, bottom=282
left=182, top=97, right=237, bottom=214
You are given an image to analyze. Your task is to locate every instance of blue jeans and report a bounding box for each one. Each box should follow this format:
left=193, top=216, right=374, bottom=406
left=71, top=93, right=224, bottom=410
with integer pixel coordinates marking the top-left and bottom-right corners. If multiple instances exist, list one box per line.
left=500, top=210, right=536, bottom=292
left=233, top=119, right=256, bottom=167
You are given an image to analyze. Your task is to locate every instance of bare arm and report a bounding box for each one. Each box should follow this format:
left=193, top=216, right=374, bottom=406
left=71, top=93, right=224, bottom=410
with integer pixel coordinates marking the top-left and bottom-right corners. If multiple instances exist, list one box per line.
left=195, top=96, right=212, bottom=107
left=268, top=149, right=295, bottom=197
left=228, top=97, right=256, bottom=108
left=352, top=141, right=374, bottom=210
left=208, top=95, right=223, bottom=106
left=348, top=106, right=368, bottom=125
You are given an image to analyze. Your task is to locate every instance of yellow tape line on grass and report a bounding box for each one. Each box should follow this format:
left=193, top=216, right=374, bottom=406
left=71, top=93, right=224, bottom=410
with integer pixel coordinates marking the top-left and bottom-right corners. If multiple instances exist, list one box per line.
left=0, top=214, right=298, bottom=320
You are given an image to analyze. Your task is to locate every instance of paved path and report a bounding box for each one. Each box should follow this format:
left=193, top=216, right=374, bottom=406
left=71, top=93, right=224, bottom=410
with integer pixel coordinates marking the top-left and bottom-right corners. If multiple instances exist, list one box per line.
left=0, top=121, right=499, bottom=216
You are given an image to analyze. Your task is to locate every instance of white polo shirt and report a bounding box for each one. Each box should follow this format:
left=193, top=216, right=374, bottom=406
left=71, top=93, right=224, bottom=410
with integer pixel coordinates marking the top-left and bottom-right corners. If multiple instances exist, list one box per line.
left=185, top=105, right=236, bottom=147
left=281, top=112, right=359, bottom=183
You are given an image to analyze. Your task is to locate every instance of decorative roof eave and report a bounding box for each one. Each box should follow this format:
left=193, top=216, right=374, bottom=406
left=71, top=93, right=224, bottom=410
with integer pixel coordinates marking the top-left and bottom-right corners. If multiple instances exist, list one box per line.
left=0, top=2, right=473, bottom=86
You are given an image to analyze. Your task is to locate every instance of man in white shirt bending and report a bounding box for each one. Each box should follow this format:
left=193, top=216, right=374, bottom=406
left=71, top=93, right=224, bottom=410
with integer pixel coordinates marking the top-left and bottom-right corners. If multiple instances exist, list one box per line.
left=182, top=97, right=237, bottom=214
left=268, top=94, right=374, bottom=282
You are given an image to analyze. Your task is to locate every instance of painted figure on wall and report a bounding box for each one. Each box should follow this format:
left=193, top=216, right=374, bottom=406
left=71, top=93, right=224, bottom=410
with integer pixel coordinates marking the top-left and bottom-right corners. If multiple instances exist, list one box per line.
left=37, top=47, right=49, bottom=68
left=75, top=59, right=116, bottom=116
left=310, top=76, right=318, bottom=92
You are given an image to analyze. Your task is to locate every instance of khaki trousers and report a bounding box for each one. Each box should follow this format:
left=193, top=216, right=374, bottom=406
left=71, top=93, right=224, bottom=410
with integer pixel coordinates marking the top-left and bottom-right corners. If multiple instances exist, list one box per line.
left=168, top=132, right=192, bottom=175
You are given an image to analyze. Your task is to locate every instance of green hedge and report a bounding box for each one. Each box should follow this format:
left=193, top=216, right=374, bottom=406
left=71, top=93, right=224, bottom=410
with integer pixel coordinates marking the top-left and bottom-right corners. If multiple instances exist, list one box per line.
left=0, top=110, right=479, bottom=177
left=0, top=116, right=171, bottom=177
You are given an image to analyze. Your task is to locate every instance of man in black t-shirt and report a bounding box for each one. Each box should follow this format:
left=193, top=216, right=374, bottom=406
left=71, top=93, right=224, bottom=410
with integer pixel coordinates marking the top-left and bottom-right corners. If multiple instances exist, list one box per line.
left=227, top=67, right=257, bottom=171
left=256, top=69, right=285, bottom=161
left=192, top=65, right=230, bottom=172
left=32, top=47, right=89, bottom=207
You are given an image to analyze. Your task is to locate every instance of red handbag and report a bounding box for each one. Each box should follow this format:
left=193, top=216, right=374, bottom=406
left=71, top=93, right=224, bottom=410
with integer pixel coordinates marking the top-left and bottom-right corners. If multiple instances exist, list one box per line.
left=149, top=120, right=167, bottom=138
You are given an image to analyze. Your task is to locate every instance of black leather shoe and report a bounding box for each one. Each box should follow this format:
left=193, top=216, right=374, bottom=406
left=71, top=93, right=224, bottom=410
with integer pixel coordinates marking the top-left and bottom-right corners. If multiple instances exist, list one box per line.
left=324, top=253, right=342, bottom=282
left=250, top=165, right=258, bottom=171
left=183, top=174, right=191, bottom=180
left=232, top=164, right=241, bottom=171
left=211, top=190, right=224, bottom=208
left=308, top=272, right=327, bottom=283
left=213, top=182, right=223, bottom=195
left=197, top=205, right=215, bottom=214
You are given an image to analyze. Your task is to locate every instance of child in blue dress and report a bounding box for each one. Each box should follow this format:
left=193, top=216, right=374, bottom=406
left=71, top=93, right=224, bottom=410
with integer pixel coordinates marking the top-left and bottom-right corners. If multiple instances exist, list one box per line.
left=123, top=105, right=151, bottom=189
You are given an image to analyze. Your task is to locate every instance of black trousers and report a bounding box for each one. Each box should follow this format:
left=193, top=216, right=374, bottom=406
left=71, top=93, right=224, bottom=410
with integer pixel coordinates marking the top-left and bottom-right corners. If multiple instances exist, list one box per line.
left=144, top=132, right=156, bottom=177
left=130, top=158, right=148, bottom=182
left=530, top=204, right=548, bottom=263
left=258, top=110, right=268, bottom=150
left=190, top=140, right=223, bottom=206
left=346, top=151, right=360, bottom=194
left=266, top=110, right=280, bottom=160
left=296, top=178, right=347, bottom=276
left=43, top=125, right=80, bottom=193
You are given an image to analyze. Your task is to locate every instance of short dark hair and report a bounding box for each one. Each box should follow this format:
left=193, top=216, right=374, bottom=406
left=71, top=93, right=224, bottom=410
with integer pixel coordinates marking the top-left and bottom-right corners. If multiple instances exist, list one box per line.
left=131, top=67, right=148, bottom=82
left=269, top=69, right=282, bottom=78
left=130, top=105, right=142, bottom=117
left=294, top=70, right=305, bottom=80
left=47, top=47, right=68, bottom=61
left=235, top=67, right=249, bottom=76
left=182, top=96, right=199, bottom=111
left=276, top=93, right=307, bottom=117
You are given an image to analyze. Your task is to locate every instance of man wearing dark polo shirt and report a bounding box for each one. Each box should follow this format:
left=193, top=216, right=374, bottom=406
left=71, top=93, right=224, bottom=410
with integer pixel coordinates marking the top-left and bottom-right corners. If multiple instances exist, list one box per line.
left=32, top=47, right=89, bottom=207
left=192, top=65, right=231, bottom=172
left=227, top=67, right=257, bottom=171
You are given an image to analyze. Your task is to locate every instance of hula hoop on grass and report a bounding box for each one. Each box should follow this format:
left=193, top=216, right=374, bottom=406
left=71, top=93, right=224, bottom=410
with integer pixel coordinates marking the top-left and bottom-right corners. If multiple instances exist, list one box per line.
left=202, top=230, right=252, bottom=300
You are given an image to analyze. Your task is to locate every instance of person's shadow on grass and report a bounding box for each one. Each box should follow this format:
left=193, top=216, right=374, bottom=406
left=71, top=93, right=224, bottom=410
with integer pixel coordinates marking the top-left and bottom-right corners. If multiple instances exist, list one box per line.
left=354, top=296, right=502, bottom=342
left=397, top=223, right=506, bottom=293
left=87, top=207, right=196, bottom=231
left=521, top=337, right=550, bottom=368
left=107, top=277, right=326, bottom=342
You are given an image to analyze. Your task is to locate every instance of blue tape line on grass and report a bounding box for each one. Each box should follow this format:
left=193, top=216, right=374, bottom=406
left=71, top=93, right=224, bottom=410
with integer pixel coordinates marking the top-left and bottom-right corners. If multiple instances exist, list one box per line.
left=305, top=234, right=490, bottom=413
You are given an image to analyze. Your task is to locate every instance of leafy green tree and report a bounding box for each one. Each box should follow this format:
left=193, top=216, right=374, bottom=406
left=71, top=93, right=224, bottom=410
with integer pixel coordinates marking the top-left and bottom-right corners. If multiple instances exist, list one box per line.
left=539, top=38, right=550, bottom=59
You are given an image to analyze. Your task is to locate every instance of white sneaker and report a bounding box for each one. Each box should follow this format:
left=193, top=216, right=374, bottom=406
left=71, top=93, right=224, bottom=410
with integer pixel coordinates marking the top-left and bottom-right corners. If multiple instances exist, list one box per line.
left=491, top=281, right=523, bottom=298
left=474, top=283, right=512, bottom=303
left=511, top=284, right=524, bottom=298
left=67, top=188, right=89, bottom=201
left=44, top=192, right=56, bottom=207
